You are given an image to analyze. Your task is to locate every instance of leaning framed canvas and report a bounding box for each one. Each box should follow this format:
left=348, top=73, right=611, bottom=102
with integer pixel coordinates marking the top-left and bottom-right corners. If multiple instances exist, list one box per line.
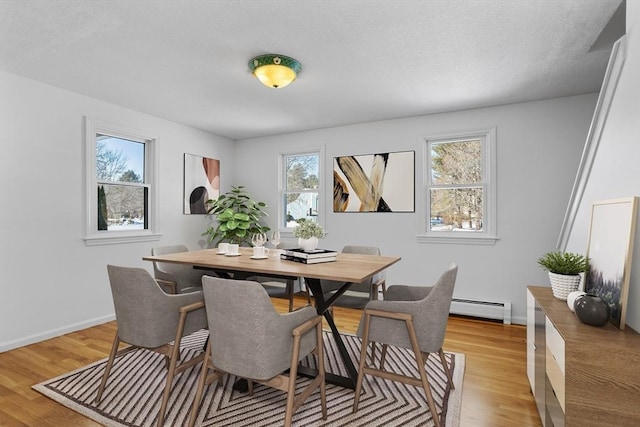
left=585, top=197, right=638, bottom=329
left=333, top=150, right=415, bottom=212
left=183, top=154, right=220, bottom=214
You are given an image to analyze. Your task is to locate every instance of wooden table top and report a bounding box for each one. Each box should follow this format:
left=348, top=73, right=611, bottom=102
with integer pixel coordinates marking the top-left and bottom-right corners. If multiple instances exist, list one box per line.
left=144, top=247, right=401, bottom=283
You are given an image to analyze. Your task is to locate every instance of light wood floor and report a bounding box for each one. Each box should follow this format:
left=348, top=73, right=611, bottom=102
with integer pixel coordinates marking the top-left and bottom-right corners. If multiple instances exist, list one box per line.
left=0, top=295, right=541, bottom=427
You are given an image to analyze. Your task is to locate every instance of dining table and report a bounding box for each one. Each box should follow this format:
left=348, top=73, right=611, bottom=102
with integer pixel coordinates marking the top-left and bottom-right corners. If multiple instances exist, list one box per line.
left=143, top=247, right=401, bottom=389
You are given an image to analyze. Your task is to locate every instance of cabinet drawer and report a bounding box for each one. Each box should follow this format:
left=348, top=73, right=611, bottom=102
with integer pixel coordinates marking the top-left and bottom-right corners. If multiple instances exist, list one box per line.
left=545, top=317, right=565, bottom=375
left=546, top=346, right=566, bottom=413
left=546, top=374, right=565, bottom=426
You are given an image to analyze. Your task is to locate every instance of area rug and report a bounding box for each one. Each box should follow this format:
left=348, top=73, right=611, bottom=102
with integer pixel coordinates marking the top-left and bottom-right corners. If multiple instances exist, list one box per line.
left=34, top=330, right=464, bottom=427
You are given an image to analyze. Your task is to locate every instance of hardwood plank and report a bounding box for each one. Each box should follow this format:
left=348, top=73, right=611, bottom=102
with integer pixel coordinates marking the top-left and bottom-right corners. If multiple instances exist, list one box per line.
left=0, top=295, right=541, bottom=427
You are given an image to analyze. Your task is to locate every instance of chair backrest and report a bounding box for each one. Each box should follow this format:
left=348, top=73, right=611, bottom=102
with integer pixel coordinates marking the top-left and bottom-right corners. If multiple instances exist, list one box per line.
left=413, top=263, right=458, bottom=352
left=106, top=265, right=206, bottom=348
left=366, top=263, right=457, bottom=353
left=321, top=245, right=381, bottom=294
left=151, top=244, right=189, bottom=276
left=341, top=245, right=380, bottom=256
left=201, top=276, right=315, bottom=380
left=151, top=244, right=204, bottom=291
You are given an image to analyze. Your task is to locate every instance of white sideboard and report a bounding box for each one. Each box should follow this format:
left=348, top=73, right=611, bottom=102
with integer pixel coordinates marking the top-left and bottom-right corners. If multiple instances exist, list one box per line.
left=527, top=286, right=640, bottom=427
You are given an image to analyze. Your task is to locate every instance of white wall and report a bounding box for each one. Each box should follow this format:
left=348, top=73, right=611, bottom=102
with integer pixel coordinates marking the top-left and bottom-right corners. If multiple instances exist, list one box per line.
left=236, top=94, right=598, bottom=324
left=0, top=74, right=602, bottom=351
left=566, top=1, right=640, bottom=331
left=0, top=71, right=235, bottom=351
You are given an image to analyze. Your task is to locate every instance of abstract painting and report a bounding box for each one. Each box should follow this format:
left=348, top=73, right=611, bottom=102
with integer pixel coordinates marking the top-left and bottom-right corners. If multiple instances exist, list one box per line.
left=333, top=150, right=414, bottom=212
left=585, top=197, right=638, bottom=329
left=184, top=154, right=220, bottom=214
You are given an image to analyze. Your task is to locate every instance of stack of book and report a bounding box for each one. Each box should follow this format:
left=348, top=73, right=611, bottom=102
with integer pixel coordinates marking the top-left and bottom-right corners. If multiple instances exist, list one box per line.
left=280, top=248, right=338, bottom=264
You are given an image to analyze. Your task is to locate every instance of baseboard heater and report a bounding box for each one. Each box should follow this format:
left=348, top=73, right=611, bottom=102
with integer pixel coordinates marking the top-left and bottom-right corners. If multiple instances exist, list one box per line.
left=450, top=298, right=511, bottom=324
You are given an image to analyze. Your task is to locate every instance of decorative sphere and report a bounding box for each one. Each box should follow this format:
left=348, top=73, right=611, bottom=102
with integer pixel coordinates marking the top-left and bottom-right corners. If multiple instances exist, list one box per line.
left=566, top=291, right=586, bottom=312
left=574, top=294, right=610, bottom=327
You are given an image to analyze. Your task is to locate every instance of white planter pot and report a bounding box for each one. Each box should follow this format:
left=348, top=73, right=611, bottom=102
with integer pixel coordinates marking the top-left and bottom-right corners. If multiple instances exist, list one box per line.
left=298, top=237, right=319, bottom=251
left=549, top=272, right=581, bottom=300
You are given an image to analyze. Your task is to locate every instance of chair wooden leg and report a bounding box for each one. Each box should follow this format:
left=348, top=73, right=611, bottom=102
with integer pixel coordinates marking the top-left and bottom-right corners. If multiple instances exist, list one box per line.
left=353, top=311, right=372, bottom=413
left=380, top=344, right=388, bottom=370
left=284, top=332, right=302, bottom=427
left=438, top=348, right=455, bottom=389
left=188, top=340, right=211, bottom=427
left=248, top=379, right=254, bottom=396
left=286, top=279, right=295, bottom=312
left=157, top=307, right=190, bottom=427
left=406, top=320, right=440, bottom=427
left=416, top=353, right=441, bottom=427
left=95, top=333, right=121, bottom=404
left=316, top=321, right=327, bottom=420
left=305, top=283, right=311, bottom=305
left=157, top=342, right=179, bottom=427
left=352, top=309, right=443, bottom=426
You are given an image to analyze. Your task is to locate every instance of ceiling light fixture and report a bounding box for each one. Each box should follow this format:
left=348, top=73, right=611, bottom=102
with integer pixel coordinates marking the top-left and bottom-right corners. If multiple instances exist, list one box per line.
left=248, top=54, right=301, bottom=89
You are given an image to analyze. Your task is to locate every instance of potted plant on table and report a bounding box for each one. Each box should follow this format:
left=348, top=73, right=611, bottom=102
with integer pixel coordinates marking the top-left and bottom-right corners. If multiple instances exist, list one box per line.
left=202, top=186, right=270, bottom=246
left=293, top=218, right=325, bottom=251
left=537, top=251, right=589, bottom=300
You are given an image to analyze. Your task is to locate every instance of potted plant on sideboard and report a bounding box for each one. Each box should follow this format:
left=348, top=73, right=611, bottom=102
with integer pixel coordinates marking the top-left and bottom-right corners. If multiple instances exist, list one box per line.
left=202, top=186, right=270, bottom=246
left=537, top=251, right=589, bottom=300
left=292, top=218, right=325, bottom=251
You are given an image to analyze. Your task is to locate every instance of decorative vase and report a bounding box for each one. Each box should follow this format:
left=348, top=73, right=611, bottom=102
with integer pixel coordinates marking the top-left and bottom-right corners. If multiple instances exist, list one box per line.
left=566, top=290, right=586, bottom=312
left=548, top=272, right=581, bottom=300
left=298, top=236, right=319, bottom=251
left=574, top=294, right=610, bottom=327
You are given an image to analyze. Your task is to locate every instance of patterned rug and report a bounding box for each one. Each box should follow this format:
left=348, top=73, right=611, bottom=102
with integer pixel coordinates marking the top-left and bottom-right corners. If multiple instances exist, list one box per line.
left=34, top=330, right=464, bottom=426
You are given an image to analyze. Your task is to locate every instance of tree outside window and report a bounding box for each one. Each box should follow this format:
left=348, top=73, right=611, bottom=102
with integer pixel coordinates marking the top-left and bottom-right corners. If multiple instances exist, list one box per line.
left=281, top=152, right=320, bottom=229
left=96, top=135, right=147, bottom=231
left=423, top=127, right=496, bottom=244
left=85, top=117, right=158, bottom=245
left=430, top=139, right=483, bottom=231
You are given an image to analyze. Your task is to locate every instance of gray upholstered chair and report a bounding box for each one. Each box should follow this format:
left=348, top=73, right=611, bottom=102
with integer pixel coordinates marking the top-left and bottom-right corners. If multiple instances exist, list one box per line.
left=352, top=263, right=458, bottom=427
left=151, top=244, right=208, bottom=293
left=96, top=265, right=208, bottom=427
left=250, top=242, right=311, bottom=312
left=320, top=245, right=387, bottom=307
left=257, top=275, right=311, bottom=312
left=189, top=276, right=326, bottom=427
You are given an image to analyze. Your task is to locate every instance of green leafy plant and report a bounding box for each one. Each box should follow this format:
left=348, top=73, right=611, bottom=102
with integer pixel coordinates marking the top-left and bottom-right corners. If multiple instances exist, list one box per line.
left=202, top=186, right=270, bottom=246
left=292, top=218, right=325, bottom=239
left=537, top=251, right=589, bottom=275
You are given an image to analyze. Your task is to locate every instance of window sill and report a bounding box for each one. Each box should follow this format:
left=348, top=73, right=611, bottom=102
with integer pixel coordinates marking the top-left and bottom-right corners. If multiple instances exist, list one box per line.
left=416, top=233, right=499, bottom=245
left=85, top=232, right=162, bottom=246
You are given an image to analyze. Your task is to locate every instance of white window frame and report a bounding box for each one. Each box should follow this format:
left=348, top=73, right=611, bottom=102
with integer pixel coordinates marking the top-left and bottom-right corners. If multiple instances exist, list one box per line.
left=84, top=117, right=161, bottom=246
left=278, top=147, right=324, bottom=238
left=418, top=127, right=498, bottom=245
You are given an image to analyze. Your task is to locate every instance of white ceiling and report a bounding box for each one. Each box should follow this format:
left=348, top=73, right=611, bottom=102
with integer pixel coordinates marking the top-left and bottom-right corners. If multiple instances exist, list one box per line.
left=0, top=0, right=623, bottom=140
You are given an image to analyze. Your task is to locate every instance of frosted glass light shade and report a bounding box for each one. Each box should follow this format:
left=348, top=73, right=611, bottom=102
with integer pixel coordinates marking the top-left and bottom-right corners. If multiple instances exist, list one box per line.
left=249, top=54, right=301, bottom=89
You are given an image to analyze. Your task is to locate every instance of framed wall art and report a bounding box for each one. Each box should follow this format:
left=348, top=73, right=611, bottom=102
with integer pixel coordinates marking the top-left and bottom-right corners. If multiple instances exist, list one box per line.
left=585, top=196, right=638, bottom=329
left=184, top=153, right=220, bottom=214
left=333, top=150, right=415, bottom=212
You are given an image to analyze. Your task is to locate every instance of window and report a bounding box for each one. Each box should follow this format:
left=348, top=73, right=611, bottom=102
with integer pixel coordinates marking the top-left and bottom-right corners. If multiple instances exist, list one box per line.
left=420, top=127, right=497, bottom=244
left=85, top=117, right=160, bottom=245
left=279, top=150, right=322, bottom=232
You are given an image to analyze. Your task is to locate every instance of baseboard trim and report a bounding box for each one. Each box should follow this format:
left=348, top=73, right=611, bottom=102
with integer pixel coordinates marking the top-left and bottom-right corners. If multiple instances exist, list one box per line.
left=0, top=314, right=116, bottom=353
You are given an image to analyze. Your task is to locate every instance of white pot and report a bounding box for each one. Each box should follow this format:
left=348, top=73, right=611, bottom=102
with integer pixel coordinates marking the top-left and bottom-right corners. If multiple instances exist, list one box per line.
left=298, top=236, right=319, bottom=251
left=548, top=272, right=581, bottom=300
